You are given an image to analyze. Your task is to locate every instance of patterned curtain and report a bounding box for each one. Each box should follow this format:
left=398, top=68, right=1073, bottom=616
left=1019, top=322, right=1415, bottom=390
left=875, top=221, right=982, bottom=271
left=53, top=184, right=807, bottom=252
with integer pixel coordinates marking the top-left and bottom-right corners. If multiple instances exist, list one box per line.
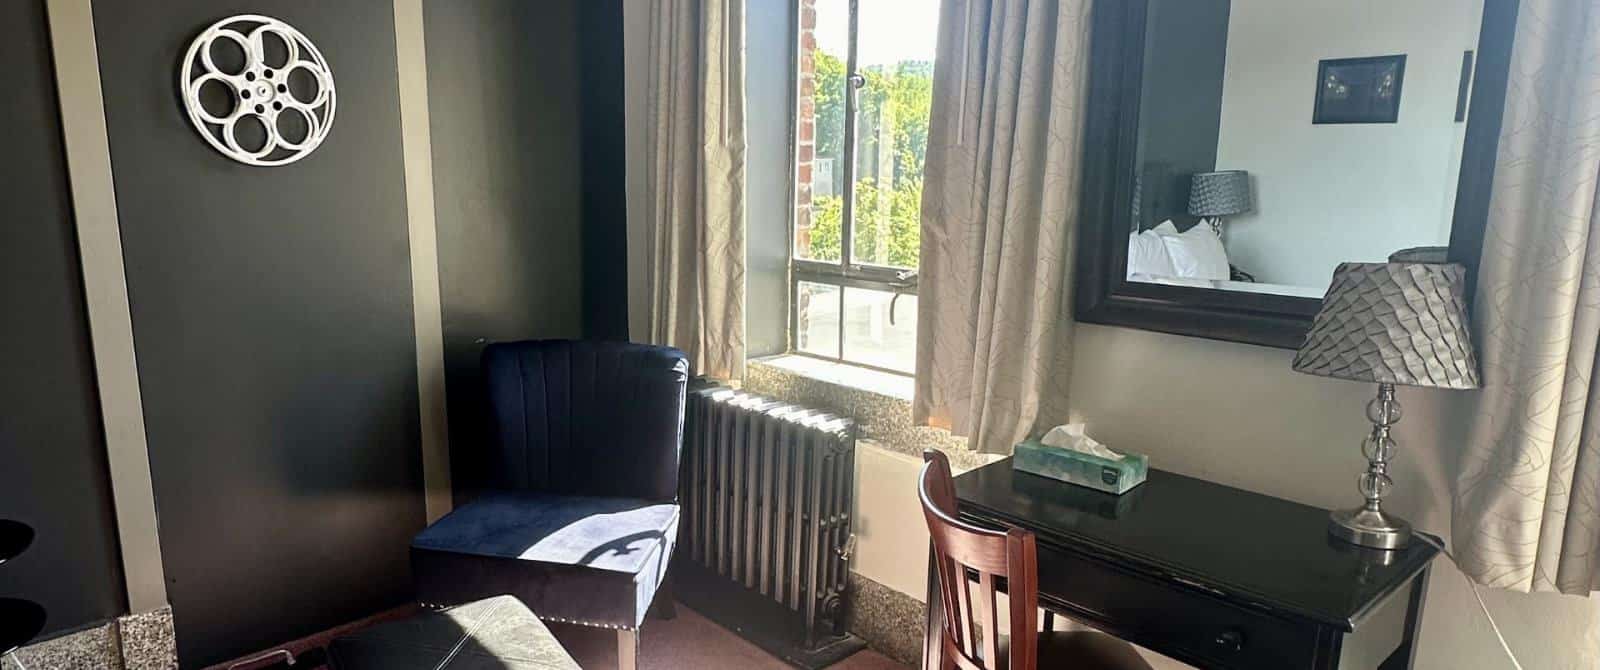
left=643, top=0, right=747, bottom=381
left=1455, top=0, right=1600, bottom=594
left=913, top=0, right=1090, bottom=453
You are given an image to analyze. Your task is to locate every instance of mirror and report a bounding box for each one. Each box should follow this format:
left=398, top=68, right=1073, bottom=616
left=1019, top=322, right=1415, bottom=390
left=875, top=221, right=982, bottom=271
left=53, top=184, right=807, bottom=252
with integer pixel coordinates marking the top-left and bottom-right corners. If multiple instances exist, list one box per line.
left=1074, top=0, right=1513, bottom=348
left=1125, top=0, right=1481, bottom=298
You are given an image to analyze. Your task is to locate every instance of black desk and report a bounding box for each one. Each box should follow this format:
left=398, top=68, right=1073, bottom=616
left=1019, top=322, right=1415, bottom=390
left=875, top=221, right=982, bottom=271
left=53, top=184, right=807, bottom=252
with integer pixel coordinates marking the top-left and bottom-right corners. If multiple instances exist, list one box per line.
left=923, top=460, right=1438, bottom=670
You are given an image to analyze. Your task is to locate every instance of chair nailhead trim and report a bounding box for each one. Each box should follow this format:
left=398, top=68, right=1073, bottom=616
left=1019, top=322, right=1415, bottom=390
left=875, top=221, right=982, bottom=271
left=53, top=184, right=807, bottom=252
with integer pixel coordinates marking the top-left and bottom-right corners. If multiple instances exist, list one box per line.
left=415, top=603, right=635, bottom=631
left=538, top=614, right=635, bottom=631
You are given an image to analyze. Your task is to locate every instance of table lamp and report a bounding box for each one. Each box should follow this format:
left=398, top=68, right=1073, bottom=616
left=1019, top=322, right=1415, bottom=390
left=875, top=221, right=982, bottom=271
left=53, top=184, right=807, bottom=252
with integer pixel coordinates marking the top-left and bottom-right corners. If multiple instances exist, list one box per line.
left=1188, top=170, right=1252, bottom=235
left=1292, top=262, right=1480, bottom=549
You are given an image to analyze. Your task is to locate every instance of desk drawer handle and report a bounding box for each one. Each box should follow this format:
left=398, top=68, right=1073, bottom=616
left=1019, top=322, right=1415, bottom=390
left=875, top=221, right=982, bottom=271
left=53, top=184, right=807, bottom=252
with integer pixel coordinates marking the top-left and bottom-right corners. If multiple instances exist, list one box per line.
left=1214, top=629, right=1246, bottom=652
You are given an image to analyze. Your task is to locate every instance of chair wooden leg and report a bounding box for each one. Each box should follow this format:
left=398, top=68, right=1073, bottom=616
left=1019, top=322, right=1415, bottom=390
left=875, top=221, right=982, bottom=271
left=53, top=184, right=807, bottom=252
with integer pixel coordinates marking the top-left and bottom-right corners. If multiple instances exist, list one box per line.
left=653, top=572, right=678, bottom=620
left=617, top=628, right=638, bottom=670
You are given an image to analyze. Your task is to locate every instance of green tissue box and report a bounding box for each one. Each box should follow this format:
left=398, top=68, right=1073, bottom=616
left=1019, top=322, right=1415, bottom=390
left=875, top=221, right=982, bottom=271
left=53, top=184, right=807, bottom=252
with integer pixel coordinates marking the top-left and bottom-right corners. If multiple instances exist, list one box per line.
left=1013, top=440, right=1148, bottom=495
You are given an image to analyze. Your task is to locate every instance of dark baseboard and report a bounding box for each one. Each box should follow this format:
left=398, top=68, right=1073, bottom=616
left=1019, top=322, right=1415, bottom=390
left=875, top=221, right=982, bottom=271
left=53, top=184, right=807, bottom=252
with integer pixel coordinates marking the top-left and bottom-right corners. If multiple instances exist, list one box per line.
left=201, top=604, right=418, bottom=670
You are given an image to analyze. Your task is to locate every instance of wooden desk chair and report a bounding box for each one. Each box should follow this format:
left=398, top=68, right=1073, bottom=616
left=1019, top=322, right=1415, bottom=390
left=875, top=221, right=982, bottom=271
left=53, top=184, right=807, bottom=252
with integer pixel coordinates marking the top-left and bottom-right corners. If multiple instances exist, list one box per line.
left=920, top=451, right=1152, bottom=670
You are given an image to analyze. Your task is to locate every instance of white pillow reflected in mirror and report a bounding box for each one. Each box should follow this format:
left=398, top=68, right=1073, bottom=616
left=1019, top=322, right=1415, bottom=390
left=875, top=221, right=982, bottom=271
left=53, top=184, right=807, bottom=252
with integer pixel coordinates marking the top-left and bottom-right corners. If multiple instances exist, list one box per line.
left=1155, top=222, right=1230, bottom=280
left=1127, top=228, right=1178, bottom=279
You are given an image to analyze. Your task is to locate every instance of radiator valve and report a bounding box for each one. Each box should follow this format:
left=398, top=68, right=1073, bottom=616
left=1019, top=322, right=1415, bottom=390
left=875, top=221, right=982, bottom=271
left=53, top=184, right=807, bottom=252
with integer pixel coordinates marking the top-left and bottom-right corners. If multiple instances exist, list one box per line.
left=836, top=533, right=857, bottom=562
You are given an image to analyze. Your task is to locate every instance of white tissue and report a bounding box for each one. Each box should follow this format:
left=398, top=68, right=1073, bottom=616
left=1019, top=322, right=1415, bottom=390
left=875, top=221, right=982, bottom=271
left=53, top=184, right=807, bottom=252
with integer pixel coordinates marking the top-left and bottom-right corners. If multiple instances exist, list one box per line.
left=1040, top=424, right=1124, bottom=460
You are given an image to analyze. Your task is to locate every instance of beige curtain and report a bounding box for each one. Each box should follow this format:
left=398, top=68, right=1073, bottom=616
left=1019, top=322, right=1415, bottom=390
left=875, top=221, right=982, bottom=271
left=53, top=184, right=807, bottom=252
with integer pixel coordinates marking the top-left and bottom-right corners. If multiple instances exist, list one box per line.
left=913, top=0, right=1090, bottom=453
left=1455, top=0, right=1600, bottom=594
left=643, top=0, right=747, bottom=381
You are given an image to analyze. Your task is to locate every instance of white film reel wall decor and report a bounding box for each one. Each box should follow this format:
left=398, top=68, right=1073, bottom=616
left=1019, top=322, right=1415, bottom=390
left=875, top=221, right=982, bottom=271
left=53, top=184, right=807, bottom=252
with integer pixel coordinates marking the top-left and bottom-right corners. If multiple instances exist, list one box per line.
left=179, top=15, right=336, bottom=166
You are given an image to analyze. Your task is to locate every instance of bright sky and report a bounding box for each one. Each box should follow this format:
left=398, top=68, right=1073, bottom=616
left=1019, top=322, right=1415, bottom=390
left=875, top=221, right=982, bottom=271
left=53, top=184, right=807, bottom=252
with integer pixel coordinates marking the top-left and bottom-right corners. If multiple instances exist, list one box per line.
left=814, top=0, right=941, bottom=67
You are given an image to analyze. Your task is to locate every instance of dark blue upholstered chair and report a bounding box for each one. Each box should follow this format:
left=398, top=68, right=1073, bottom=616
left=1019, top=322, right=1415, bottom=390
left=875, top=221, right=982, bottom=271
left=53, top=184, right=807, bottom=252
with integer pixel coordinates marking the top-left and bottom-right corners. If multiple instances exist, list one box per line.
left=410, top=340, right=689, bottom=669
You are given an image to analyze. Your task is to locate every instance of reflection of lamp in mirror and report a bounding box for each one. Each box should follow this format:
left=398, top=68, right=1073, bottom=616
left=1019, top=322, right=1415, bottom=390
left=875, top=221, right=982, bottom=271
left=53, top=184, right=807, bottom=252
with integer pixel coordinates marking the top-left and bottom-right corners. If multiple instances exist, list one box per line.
left=1292, top=262, right=1480, bottom=550
left=1188, top=170, right=1253, bottom=236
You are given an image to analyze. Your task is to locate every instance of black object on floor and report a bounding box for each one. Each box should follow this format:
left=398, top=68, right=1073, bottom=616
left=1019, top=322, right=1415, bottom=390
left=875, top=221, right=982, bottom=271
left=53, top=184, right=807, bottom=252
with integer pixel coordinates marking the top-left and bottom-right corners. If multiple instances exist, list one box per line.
left=0, top=598, right=47, bottom=657
left=0, top=520, right=33, bottom=565
left=1, top=520, right=45, bottom=657
left=673, top=560, right=866, bottom=670
left=327, top=596, right=579, bottom=670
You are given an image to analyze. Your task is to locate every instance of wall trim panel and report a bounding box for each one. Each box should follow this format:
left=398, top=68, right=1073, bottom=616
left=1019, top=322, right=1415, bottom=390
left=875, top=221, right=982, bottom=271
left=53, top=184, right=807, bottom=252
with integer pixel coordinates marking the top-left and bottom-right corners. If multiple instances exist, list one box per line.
left=43, top=0, right=168, bottom=615
left=393, top=0, right=453, bottom=523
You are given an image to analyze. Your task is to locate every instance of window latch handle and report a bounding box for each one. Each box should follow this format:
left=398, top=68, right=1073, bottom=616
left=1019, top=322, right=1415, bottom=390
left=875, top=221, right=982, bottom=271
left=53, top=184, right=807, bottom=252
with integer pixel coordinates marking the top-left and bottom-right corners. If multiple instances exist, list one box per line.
left=848, top=73, right=866, bottom=89
left=888, top=271, right=918, bottom=326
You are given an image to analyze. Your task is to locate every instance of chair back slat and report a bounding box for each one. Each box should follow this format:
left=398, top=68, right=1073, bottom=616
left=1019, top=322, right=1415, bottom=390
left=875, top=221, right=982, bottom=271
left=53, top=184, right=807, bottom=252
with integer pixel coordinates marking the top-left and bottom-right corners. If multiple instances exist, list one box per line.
left=920, top=451, right=1041, bottom=670
left=943, top=633, right=989, bottom=670
left=938, top=555, right=975, bottom=658
left=1005, top=532, right=1039, bottom=670
left=977, top=571, right=1000, bottom=668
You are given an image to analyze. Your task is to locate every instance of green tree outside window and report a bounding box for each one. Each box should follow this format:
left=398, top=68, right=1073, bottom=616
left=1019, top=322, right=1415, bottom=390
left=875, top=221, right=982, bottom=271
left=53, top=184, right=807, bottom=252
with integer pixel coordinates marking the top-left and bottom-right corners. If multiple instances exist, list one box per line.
left=805, top=51, right=930, bottom=269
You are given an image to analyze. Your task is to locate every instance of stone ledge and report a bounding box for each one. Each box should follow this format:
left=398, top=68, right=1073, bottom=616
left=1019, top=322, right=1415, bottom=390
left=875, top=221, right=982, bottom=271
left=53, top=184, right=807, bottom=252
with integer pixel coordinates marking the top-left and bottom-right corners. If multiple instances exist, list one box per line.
left=844, top=573, right=926, bottom=668
left=1, top=606, right=176, bottom=670
left=118, top=606, right=177, bottom=669
left=745, top=357, right=988, bottom=471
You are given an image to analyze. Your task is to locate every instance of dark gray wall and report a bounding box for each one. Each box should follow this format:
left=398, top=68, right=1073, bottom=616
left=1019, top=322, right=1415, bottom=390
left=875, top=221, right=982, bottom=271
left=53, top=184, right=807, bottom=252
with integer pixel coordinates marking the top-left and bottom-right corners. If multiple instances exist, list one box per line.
left=0, top=0, right=128, bottom=638
left=92, top=2, right=424, bottom=665
left=1135, top=0, right=1231, bottom=231
left=746, top=0, right=795, bottom=357
left=423, top=0, right=587, bottom=498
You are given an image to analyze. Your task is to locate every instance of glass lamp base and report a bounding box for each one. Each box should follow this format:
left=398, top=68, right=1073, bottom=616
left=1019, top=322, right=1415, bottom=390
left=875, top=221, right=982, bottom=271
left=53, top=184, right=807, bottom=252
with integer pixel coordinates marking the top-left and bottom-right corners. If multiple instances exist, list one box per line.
left=1329, top=506, right=1412, bottom=550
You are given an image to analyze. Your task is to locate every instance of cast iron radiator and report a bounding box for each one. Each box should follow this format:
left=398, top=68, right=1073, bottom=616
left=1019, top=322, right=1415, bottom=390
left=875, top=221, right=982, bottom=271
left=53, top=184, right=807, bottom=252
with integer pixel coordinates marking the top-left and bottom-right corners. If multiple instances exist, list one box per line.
left=679, top=385, right=858, bottom=652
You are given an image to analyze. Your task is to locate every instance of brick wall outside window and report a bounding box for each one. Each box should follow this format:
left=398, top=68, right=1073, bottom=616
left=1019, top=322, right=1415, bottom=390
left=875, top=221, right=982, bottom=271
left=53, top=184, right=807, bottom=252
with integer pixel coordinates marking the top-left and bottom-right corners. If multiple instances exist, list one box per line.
left=794, top=0, right=817, bottom=254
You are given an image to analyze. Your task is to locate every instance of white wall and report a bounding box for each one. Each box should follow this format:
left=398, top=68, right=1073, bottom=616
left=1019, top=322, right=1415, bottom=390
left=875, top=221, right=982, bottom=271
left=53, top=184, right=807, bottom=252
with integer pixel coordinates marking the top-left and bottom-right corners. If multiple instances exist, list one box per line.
left=1214, top=0, right=1481, bottom=288
left=851, top=443, right=933, bottom=599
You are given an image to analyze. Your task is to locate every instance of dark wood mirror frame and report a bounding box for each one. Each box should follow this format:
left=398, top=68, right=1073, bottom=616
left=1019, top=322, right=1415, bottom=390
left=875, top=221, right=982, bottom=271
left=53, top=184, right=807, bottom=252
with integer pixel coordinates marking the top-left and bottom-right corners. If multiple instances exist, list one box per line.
left=1073, top=0, right=1519, bottom=349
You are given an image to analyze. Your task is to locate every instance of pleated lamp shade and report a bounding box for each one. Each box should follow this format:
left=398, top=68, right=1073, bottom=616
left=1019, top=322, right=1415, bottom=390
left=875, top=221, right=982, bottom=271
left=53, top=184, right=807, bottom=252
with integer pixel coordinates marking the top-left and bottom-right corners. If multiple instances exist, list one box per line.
left=1292, top=262, right=1480, bottom=389
left=1188, top=170, right=1253, bottom=217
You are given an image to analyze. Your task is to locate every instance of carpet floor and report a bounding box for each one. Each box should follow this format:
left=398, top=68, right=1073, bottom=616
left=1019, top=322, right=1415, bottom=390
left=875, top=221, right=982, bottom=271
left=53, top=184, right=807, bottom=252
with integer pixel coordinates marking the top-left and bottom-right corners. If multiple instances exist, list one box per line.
left=547, top=605, right=908, bottom=670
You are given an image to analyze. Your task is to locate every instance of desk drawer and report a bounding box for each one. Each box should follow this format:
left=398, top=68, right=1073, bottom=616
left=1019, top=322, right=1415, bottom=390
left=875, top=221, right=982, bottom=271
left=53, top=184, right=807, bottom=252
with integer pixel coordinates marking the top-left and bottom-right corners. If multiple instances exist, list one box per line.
left=1037, top=543, right=1318, bottom=669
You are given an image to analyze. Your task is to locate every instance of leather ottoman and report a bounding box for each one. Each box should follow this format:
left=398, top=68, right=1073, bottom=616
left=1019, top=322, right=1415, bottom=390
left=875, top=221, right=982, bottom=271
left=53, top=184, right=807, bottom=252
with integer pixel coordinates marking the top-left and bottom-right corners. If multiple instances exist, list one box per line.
left=328, top=596, right=579, bottom=669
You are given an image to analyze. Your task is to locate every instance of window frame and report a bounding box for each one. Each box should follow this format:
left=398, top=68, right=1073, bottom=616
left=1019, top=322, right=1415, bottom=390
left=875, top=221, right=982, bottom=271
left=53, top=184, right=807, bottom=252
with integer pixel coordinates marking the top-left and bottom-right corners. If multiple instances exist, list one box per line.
left=788, top=0, right=921, bottom=376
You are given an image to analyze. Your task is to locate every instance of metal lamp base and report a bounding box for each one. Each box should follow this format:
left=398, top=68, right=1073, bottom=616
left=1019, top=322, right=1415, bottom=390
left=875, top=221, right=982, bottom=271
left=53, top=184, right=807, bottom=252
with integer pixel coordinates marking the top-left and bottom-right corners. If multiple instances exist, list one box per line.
left=1327, top=383, right=1413, bottom=551
left=1329, top=506, right=1412, bottom=550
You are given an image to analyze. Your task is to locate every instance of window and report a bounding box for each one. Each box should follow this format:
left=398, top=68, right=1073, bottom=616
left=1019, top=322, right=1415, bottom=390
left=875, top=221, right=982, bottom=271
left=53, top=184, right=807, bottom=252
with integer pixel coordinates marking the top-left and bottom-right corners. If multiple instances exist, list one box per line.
left=792, top=0, right=938, bottom=375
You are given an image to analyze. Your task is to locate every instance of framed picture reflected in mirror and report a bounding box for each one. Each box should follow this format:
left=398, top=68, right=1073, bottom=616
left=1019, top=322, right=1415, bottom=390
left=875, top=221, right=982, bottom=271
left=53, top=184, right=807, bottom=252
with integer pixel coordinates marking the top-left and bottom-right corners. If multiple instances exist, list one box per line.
left=1313, top=55, right=1407, bottom=124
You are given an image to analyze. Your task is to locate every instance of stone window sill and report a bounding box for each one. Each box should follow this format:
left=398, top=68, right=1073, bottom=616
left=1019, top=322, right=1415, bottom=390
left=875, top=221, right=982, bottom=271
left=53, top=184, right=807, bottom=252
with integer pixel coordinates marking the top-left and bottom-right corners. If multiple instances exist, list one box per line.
left=751, top=354, right=913, bottom=401
left=745, top=355, right=992, bottom=470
